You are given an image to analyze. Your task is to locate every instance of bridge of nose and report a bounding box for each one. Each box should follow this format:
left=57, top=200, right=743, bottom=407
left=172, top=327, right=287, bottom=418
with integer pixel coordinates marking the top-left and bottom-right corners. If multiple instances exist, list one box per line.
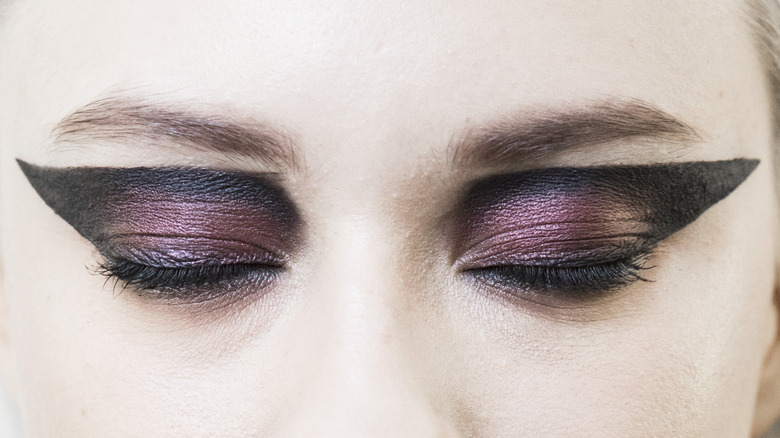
left=270, top=215, right=464, bottom=437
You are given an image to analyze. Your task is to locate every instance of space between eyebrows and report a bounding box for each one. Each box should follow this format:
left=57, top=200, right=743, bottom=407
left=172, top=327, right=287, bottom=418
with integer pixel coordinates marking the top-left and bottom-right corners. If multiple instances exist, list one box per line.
left=451, top=98, right=702, bottom=169
left=49, top=92, right=302, bottom=172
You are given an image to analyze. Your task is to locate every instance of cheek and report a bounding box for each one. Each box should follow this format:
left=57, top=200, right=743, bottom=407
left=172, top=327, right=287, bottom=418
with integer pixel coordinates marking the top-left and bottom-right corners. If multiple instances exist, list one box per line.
left=439, top=299, right=755, bottom=437
left=4, top=177, right=288, bottom=435
left=435, top=298, right=704, bottom=435
left=6, top=236, right=289, bottom=436
left=439, top=188, right=775, bottom=436
left=5, top=222, right=114, bottom=434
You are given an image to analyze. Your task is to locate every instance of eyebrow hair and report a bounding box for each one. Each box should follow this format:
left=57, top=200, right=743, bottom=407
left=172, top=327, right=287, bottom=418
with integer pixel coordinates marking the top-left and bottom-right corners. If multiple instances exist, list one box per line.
left=51, top=94, right=300, bottom=170
left=452, top=98, right=701, bottom=168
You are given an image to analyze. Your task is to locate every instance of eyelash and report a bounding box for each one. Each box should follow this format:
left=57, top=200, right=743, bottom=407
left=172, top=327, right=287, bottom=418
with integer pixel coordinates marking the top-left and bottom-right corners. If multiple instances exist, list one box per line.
left=97, top=257, right=283, bottom=302
left=100, top=246, right=653, bottom=304
left=462, top=250, right=654, bottom=298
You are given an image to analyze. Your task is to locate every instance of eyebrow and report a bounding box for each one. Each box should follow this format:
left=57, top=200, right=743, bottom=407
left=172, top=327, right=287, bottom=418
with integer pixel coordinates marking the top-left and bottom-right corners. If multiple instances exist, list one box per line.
left=51, top=94, right=300, bottom=171
left=452, top=98, right=701, bottom=168
left=52, top=95, right=696, bottom=172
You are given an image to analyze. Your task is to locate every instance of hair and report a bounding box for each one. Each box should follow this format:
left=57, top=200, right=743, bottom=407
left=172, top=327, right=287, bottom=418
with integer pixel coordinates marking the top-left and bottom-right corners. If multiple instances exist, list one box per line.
left=748, top=0, right=780, bottom=139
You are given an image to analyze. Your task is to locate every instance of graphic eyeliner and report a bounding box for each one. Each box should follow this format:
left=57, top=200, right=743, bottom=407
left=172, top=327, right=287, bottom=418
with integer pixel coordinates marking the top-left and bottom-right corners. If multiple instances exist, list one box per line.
left=455, top=159, right=759, bottom=295
left=17, top=160, right=301, bottom=299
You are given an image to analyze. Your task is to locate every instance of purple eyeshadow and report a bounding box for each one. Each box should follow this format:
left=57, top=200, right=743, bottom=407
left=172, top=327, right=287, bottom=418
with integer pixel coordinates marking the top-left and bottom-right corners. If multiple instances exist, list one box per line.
left=16, top=158, right=759, bottom=298
left=455, top=159, right=759, bottom=269
left=17, top=161, right=301, bottom=268
left=106, top=198, right=293, bottom=264
left=458, top=190, right=649, bottom=267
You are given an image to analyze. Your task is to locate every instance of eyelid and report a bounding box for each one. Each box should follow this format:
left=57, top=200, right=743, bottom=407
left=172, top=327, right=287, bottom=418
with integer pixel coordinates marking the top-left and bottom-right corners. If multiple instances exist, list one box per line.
left=455, top=221, right=654, bottom=270
left=458, top=233, right=657, bottom=301
left=453, top=159, right=759, bottom=300
left=16, top=161, right=304, bottom=305
left=100, top=234, right=289, bottom=267
left=93, top=233, right=292, bottom=305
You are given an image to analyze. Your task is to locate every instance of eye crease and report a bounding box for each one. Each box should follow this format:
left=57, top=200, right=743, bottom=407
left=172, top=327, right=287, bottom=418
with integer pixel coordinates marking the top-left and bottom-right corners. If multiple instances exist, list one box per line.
left=454, top=159, right=759, bottom=301
left=16, top=160, right=302, bottom=304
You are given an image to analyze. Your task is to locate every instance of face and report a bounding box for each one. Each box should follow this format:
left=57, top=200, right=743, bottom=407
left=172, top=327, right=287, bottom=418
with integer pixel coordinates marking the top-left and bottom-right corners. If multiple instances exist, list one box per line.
left=1, top=0, right=779, bottom=436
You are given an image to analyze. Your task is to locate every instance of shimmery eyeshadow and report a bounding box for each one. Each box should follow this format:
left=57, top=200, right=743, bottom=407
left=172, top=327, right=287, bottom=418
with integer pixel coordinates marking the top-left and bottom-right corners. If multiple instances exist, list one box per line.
left=17, top=160, right=301, bottom=268
left=455, top=159, right=759, bottom=269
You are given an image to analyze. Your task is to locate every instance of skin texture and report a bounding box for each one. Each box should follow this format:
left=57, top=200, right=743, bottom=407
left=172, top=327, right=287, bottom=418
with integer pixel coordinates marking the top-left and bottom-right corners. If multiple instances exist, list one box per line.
left=0, top=0, right=779, bottom=437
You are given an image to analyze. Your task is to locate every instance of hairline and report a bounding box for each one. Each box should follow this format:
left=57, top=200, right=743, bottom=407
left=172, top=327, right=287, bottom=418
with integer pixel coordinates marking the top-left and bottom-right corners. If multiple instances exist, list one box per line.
left=747, top=0, right=780, bottom=139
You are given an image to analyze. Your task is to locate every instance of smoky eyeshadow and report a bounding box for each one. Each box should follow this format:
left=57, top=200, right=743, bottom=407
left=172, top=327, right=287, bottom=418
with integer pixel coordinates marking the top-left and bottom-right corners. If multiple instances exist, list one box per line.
left=17, top=158, right=760, bottom=301
left=16, top=160, right=302, bottom=268
left=455, top=159, right=760, bottom=270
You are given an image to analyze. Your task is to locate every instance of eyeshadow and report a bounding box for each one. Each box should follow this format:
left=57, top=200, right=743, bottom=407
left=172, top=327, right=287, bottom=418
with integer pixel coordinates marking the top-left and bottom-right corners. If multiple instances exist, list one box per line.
left=17, top=160, right=302, bottom=268
left=455, top=159, right=759, bottom=269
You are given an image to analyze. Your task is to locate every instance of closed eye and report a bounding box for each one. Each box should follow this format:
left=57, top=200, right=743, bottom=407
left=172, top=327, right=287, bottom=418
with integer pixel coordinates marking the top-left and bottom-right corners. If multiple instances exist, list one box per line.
left=97, top=257, right=284, bottom=303
left=463, top=250, right=652, bottom=298
left=454, top=160, right=758, bottom=305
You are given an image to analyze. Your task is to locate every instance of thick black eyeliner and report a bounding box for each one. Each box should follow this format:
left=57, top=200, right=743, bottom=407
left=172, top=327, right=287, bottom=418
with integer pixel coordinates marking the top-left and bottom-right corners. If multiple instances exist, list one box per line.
left=17, top=160, right=303, bottom=300
left=17, top=160, right=302, bottom=257
left=456, top=159, right=760, bottom=293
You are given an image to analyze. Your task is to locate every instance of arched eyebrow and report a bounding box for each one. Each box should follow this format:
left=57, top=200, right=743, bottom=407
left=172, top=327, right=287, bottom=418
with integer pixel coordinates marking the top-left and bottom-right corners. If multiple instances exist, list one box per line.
left=50, top=93, right=301, bottom=171
left=452, top=98, right=701, bottom=168
left=51, top=94, right=697, bottom=172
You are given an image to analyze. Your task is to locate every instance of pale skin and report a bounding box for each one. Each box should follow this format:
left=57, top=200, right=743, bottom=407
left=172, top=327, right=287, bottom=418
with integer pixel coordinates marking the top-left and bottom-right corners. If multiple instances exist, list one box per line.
left=0, top=0, right=780, bottom=437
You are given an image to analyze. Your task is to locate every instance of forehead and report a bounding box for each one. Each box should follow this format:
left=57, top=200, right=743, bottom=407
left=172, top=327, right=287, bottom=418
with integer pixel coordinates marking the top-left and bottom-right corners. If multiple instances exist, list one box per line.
left=0, top=0, right=769, bottom=166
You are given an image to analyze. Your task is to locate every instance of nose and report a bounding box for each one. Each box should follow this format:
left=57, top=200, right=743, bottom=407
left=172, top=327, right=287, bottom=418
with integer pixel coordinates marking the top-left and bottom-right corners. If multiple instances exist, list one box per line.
left=274, top=216, right=462, bottom=437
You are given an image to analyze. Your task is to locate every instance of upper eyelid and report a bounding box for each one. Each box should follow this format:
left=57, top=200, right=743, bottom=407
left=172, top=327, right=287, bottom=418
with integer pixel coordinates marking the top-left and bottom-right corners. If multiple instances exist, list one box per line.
left=100, top=235, right=289, bottom=267
left=16, top=160, right=759, bottom=256
left=16, top=160, right=305, bottom=260
left=453, top=159, right=759, bottom=265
